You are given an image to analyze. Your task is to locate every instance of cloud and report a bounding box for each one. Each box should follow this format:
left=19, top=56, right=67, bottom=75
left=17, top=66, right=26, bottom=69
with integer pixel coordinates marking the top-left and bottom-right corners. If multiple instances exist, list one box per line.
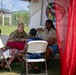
left=3, top=0, right=12, bottom=4
left=15, top=1, right=29, bottom=10
left=0, top=0, right=13, bottom=10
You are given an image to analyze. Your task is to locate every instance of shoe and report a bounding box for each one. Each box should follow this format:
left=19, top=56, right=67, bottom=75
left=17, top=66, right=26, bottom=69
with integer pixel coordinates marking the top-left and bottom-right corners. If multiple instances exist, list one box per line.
left=34, top=68, right=41, bottom=73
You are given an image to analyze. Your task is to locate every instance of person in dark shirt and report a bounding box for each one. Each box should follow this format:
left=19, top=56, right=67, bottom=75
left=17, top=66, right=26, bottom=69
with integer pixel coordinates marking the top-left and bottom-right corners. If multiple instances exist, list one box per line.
left=16, top=28, right=42, bottom=70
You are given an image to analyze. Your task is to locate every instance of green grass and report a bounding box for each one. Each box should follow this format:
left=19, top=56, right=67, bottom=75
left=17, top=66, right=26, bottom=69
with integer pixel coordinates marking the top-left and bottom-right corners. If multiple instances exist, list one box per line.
left=0, top=63, right=22, bottom=75
left=0, top=25, right=29, bottom=35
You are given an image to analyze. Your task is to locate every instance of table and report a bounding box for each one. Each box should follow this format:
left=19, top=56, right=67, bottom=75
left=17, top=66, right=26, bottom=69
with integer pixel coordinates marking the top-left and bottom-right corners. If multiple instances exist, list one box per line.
left=6, top=41, right=26, bottom=51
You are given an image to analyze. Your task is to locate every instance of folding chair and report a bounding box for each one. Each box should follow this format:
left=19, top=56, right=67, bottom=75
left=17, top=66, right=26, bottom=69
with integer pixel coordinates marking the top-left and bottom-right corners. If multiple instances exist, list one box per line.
left=0, top=39, right=12, bottom=71
left=37, top=28, right=44, bottom=38
left=21, top=40, right=48, bottom=75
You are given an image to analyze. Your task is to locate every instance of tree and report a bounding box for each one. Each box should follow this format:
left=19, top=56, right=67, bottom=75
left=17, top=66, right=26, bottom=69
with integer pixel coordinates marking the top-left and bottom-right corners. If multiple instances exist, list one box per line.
left=12, top=11, right=29, bottom=26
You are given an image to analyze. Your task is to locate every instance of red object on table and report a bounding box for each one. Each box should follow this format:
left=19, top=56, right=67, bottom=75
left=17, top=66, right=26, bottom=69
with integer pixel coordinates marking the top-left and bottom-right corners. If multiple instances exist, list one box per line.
left=6, top=41, right=26, bottom=51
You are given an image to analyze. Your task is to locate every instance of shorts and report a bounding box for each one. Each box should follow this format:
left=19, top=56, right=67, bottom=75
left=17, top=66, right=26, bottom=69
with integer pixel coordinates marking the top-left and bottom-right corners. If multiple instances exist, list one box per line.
left=26, top=53, right=41, bottom=59
left=48, top=45, right=58, bottom=55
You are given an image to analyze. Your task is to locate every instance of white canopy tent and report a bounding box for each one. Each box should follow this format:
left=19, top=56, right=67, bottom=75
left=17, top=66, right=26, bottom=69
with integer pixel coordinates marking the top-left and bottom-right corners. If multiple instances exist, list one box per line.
left=22, top=0, right=48, bottom=29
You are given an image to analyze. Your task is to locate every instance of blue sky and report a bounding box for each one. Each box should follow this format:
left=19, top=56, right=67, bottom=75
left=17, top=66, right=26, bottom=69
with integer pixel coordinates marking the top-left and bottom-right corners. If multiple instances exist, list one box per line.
left=0, top=0, right=29, bottom=11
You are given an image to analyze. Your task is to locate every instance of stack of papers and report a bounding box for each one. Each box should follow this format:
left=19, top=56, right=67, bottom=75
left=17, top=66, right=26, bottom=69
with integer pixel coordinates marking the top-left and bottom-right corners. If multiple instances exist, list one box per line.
left=3, top=49, right=10, bottom=58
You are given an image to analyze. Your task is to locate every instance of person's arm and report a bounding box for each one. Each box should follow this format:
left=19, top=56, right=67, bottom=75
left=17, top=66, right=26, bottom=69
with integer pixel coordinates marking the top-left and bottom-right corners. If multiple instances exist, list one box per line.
left=7, top=32, right=15, bottom=42
left=1, top=47, right=6, bottom=51
left=48, top=29, right=57, bottom=45
left=23, top=42, right=28, bottom=54
left=48, top=37, right=57, bottom=45
left=7, top=31, right=20, bottom=42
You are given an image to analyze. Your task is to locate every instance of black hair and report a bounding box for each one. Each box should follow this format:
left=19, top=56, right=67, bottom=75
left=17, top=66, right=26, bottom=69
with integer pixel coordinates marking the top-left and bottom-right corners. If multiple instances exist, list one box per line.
left=29, top=28, right=37, bottom=36
left=46, top=19, right=56, bottom=30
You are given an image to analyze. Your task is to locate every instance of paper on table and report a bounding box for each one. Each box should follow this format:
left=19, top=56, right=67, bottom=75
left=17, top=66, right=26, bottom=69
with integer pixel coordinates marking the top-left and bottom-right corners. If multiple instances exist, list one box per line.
left=3, top=49, right=10, bottom=58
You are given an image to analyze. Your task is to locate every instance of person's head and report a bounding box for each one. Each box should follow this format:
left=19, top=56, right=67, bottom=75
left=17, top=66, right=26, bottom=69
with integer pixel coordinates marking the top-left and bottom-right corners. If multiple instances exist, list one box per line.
left=18, top=23, right=24, bottom=33
left=45, top=19, right=56, bottom=30
left=29, top=28, right=37, bottom=37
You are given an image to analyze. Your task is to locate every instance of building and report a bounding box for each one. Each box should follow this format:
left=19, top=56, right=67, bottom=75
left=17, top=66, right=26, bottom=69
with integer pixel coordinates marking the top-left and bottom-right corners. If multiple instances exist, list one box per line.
left=0, top=9, right=12, bottom=26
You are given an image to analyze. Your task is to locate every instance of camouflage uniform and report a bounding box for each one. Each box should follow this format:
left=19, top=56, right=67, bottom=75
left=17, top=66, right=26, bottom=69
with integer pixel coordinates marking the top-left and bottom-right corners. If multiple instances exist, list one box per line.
left=8, top=29, right=28, bottom=42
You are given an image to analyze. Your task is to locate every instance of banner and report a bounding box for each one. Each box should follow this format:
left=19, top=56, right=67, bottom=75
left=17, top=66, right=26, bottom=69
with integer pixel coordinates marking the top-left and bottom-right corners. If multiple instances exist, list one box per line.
left=41, top=0, right=67, bottom=27
left=55, top=0, right=76, bottom=75
left=42, top=0, right=76, bottom=75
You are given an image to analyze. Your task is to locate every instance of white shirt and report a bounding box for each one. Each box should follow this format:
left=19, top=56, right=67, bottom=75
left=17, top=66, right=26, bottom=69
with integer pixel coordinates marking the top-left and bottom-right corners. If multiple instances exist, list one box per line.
left=43, top=28, right=57, bottom=45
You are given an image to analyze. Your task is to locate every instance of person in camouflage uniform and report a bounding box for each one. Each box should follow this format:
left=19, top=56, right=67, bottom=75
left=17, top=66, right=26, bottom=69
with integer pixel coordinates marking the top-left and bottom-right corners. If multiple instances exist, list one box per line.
left=0, top=23, right=28, bottom=69
left=8, top=23, right=28, bottom=42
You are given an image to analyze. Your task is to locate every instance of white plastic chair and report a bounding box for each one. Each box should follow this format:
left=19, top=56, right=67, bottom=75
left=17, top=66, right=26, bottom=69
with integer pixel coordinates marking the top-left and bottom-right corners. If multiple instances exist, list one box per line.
left=22, top=40, right=48, bottom=75
left=0, top=39, right=12, bottom=71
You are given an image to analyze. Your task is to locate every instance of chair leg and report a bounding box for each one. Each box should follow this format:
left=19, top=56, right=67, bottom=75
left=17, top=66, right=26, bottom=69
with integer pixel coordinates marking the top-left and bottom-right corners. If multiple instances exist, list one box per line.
left=4, top=58, right=12, bottom=71
left=45, top=61, right=48, bottom=75
left=21, top=61, right=26, bottom=75
left=26, top=61, right=28, bottom=75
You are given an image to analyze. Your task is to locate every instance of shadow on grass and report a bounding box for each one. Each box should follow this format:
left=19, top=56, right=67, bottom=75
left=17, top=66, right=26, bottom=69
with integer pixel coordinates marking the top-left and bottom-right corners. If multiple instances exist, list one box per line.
left=0, top=63, right=22, bottom=74
left=0, top=59, right=60, bottom=75
left=48, top=59, right=60, bottom=75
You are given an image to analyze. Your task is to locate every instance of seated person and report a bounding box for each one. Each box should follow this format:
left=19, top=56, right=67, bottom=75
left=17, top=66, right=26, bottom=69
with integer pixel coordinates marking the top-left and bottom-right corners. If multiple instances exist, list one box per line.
left=7, top=23, right=28, bottom=42
left=0, top=31, right=17, bottom=69
left=43, top=19, right=58, bottom=64
left=0, top=39, right=18, bottom=68
left=16, top=28, right=42, bottom=70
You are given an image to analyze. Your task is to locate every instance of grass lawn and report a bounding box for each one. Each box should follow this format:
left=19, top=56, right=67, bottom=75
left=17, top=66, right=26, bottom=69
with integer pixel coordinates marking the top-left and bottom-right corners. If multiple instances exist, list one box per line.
left=0, top=63, right=22, bottom=75
left=0, top=25, right=30, bottom=35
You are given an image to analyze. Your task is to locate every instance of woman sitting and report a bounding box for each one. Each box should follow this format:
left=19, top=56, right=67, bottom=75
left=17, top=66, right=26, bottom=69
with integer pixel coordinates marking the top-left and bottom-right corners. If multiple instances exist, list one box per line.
left=7, top=22, right=28, bottom=42
left=43, top=19, right=58, bottom=64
